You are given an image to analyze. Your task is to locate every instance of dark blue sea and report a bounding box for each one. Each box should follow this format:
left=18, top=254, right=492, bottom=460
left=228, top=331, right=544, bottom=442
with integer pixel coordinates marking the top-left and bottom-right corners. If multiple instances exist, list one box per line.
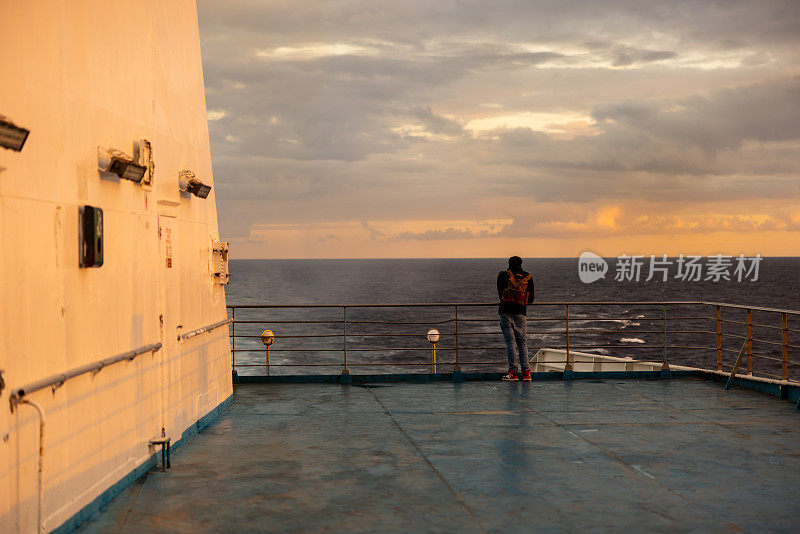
left=226, top=258, right=800, bottom=379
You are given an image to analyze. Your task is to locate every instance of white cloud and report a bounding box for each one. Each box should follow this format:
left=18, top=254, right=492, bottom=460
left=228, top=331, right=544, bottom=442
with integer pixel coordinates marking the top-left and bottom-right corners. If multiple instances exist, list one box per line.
left=465, top=112, right=596, bottom=135
left=256, top=43, right=379, bottom=60
left=207, top=110, right=227, bottom=121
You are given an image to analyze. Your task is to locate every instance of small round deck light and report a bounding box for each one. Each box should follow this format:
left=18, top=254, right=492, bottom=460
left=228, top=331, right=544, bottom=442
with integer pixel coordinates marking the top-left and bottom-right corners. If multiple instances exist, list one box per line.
left=261, top=329, right=274, bottom=377
left=427, top=329, right=440, bottom=374
left=260, top=329, right=275, bottom=346
left=427, top=329, right=440, bottom=343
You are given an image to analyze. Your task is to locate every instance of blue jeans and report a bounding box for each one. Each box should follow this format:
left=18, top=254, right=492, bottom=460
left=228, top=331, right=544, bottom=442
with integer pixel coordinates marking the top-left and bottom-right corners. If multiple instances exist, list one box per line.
left=500, top=314, right=529, bottom=372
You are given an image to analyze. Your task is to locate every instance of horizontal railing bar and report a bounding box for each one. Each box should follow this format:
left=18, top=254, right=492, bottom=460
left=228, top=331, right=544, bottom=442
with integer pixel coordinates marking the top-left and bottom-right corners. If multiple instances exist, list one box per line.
left=750, top=353, right=800, bottom=366
left=509, top=344, right=714, bottom=350
left=227, top=300, right=800, bottom=315
left=235, top=363, right=341, bottom=367
left=569, top=316, right=709, bottom=321
left=749, top=338, right=784, bottom=346
left=666, top=330, right=718, bottom=335
left=722, top=333, right=748, bottom=340
left=720, top=319, right=786, bottom=330
left=232, top=333, right=459, bottom=339
left=346, top=362, right=456, bottom=366
left=10, top=342, right=162, bottom=405
left=664, top=345, right=719, bottom=351
left=232, top=348, right=454, bottom=352
left=232, top=349, right=344, bottom=352
left=233, top=334, right=345, bottom=339
left=746, top=322, right=785, bottom=330
left=228, top=301, right=708, bottom=309
left=235, top=361, right=510, bottom=368
left=343, top=320, right=456, bottom=325
left=457, top=361, right=516, bottom=365
left=180, top=318, right=233, bottom=341
left=234, top=343, right=724, bottom=353
left=702, top=301, right=800, bottom=316
left=719, top=319, right=747, bottom=326
left=230, top=320, right=343, bottom=324
left=235, top=329, right=692, bottom=337
left=559, top=329, right=660, bottom=334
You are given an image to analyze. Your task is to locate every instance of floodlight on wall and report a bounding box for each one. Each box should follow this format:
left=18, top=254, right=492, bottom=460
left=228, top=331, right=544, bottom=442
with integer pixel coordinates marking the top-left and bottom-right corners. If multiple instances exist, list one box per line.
left=178, top=169, right=212, bottom=199
left=0, top=115, right=30, bottom=152
left=98, top=147, right=147, bottom=183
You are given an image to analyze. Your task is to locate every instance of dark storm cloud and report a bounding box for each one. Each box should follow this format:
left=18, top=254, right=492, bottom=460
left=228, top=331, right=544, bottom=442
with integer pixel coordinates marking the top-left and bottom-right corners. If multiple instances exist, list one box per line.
left=468, top=76, right=800, bottom=204
left=592, top=76, right=800, bottom=151
left=197, top=0, right=800, bottom=244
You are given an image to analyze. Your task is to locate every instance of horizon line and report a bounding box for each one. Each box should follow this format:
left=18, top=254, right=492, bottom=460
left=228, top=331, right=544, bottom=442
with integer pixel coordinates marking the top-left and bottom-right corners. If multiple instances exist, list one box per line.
left=229, top=255, right=800, bottom=260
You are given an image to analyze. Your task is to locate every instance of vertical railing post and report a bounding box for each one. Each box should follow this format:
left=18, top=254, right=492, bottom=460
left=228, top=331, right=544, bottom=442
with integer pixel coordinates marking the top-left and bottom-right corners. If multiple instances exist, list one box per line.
left=231, top=307, right=236, bottom=372
left=265, top=346, right=271, bottom=377
left=746, top=309, right=752, bottom=375
left=662, top=305, right=670, bottom=370
left=715, top=305, right=722, bottom=371
left=342, top=306, right=349, bottom=376
left=453, top=305, right=461, bottom=372
left=781, top=313, right=788, bottom=381
left=564, top=304, right=572, bottom=372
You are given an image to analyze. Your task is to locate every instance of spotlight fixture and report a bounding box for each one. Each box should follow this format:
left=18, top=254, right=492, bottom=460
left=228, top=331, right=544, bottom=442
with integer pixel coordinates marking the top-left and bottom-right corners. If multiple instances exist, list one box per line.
left=0, top=115, right=30, bottom=152
left=178, top=169, right=212, bottom=199
left=98, top=147, right=147, bottom=183
left=187, top=180, right=212, bottom=198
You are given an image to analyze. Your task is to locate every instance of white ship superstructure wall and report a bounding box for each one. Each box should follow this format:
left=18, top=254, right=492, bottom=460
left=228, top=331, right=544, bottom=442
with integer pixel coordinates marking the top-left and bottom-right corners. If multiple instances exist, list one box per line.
left=0, top=1, right=232, bottom=531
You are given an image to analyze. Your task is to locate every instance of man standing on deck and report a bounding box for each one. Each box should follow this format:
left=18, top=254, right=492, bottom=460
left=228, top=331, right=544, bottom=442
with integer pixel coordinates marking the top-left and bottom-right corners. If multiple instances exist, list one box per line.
left=498, top=256, right=535, bottom=381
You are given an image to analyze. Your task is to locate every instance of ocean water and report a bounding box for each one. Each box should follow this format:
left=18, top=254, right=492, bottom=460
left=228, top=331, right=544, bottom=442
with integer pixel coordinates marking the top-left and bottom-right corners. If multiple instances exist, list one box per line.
left=226, top=258, right=800, bottom=378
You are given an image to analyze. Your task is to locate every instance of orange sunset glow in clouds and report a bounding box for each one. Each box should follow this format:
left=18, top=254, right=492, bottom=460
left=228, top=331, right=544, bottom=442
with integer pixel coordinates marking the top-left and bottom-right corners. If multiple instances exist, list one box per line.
left=198, top=1, right=800, bottom=258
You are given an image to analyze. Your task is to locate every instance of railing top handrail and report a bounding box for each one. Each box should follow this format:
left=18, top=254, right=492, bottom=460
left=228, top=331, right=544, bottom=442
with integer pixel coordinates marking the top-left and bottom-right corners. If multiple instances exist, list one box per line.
left=10, top=341, right=162, bottom=407
left=701, top=301, right=800, bottom=316
left=228, top=301, right=705, bottom=309
left=226, top=300, right=800, bottom=315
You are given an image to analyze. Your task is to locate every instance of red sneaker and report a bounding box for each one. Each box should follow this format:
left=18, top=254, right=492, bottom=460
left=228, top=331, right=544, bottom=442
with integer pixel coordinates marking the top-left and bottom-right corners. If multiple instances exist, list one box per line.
left=501, top=369, right=518, bottom=381
left=521, top=370, right=532, bottom=381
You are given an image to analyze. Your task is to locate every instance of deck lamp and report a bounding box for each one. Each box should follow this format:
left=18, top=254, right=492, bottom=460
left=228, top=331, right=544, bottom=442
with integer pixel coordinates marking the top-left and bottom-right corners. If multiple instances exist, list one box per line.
left=0, top=116, right=30, bottom=151
left=98, top=147, right=147, bottom=183
left=261, top=329, right=274, bottom=377
left=427, top=329, right=440, bottom=374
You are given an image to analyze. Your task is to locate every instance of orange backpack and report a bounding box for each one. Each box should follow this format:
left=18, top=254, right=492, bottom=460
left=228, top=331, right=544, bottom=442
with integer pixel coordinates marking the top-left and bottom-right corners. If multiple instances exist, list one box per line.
left=501, top=270, right=532, bottom=306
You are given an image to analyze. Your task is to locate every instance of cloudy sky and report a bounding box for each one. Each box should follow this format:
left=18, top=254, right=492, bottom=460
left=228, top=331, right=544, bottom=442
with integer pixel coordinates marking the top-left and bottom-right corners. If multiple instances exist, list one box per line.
left=198, top=0, right=800, bottom=258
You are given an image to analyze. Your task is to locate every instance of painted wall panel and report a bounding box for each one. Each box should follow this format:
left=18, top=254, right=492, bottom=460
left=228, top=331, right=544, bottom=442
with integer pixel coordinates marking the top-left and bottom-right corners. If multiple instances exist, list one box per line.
left=0, top=1, right=232, bottom=531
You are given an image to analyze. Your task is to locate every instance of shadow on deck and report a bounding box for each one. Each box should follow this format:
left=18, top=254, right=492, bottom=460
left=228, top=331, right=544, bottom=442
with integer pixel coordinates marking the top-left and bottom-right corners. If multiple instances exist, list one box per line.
left=80, top=378, right=800, bottom=533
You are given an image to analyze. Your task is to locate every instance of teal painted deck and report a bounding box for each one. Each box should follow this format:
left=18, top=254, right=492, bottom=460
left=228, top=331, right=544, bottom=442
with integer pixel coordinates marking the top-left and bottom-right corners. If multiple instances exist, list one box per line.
left=80, top=378, right=800, bottom=533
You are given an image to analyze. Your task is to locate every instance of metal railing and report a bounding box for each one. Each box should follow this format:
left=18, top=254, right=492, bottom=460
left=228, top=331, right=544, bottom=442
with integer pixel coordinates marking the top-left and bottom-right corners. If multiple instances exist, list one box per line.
left=227, top=301, right=800, bottom=383
left=9, top=342, right=163, bottom=409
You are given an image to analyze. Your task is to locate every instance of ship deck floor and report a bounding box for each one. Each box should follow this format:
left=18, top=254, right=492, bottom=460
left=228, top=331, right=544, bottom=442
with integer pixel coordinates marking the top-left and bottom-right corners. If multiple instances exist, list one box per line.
left=81, top=378, right=800, bottom=533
